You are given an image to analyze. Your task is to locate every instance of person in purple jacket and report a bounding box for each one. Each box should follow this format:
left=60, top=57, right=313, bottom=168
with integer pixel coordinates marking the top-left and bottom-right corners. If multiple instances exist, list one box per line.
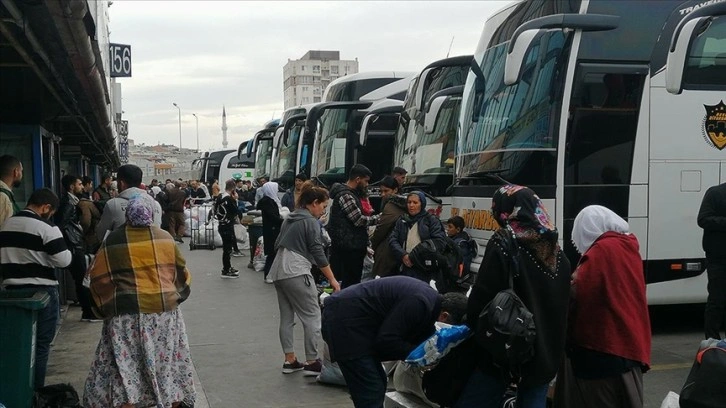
left=321, top=276, right=467, bottom=408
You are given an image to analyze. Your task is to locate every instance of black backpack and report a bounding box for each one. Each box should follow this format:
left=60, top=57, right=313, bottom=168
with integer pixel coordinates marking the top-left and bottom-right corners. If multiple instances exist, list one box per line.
left=409, top=237, right=466, bottom=293
left=474, top=227, right=536, bottom=379
left=33, top=383, right=81, bottom=408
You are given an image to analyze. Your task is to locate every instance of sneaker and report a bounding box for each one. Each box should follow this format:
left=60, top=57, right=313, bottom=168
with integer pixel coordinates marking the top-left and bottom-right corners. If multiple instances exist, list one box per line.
left=229, top=267, right=240, bottom=274
left=232, top=251, right=245, bottom=257
left=247, top=261, right=254, bottom=269
left=282, top=359, right=304, bottom=374
left=264, top=277, right=274, bottom=284
left=81, top=314, right=103, bottom=323
left=302, top=359, right=322, bottom=376
left=221, top=269, right=240, bottom=279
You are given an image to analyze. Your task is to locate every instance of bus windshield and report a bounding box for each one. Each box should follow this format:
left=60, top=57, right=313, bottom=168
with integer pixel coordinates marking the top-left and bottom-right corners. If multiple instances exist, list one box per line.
left=273, top=125, right=302, bottom=185
left=255, top=136, right=274, bottom=179
left=394, top=64, right=468, bottom=194
left=314, top=108, right=351, bottom=186
left=458, top=30, right=569, bottom=188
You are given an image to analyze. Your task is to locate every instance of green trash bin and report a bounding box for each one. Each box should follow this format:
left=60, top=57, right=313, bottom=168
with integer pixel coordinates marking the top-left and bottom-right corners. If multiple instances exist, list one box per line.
left=0, top=289, right=50, bottom=408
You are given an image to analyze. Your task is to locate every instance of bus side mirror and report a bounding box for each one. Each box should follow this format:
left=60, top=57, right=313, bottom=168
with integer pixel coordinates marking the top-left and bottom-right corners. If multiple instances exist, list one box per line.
left=424, top=96, right=448, bottom=134
left=359, top=113, right=377, bottom=147
left=504, top=29, right=542, bottom=86
left=666, top=1, right=726, bottom=94
left=666, top=17, right=708, bottom=95
left=504, top=14, right=619, bottom=86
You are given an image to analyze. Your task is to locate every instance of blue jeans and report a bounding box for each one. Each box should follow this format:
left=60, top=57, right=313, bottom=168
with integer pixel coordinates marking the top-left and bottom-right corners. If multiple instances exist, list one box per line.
left=6, top=285, right=59, bottom=389
left=338, top=356, right=387, bottom=408
left=455, top=368, right=549, bottom=408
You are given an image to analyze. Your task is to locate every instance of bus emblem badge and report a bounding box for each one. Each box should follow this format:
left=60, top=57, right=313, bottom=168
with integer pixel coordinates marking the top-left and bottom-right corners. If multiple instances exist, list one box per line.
left=703, top=101, right=726, bottom=150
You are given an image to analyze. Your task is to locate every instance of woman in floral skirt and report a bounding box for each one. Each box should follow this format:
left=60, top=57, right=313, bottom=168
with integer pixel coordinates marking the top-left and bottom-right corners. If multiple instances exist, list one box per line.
left=83, top=195, right=195, bottom=408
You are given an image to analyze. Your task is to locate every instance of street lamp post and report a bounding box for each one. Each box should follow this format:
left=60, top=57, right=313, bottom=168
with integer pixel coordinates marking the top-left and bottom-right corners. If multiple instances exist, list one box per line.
left=172, top=102, right=181, bottom=150
left=192, top=113, right=199, bottom=153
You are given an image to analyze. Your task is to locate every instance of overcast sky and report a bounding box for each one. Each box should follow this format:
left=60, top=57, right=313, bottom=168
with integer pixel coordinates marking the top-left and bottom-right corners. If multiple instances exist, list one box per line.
left=110, top=1, right=508, bottom=151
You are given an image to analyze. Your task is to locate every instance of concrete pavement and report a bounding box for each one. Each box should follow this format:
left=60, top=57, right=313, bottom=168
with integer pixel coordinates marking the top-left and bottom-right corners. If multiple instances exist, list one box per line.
left=44, top=241, right=705, bottom=408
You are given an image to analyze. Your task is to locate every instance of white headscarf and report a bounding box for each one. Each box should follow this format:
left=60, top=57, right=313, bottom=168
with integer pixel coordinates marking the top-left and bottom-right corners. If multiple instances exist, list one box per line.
left=571, top=205, right=629, bottom=254
left=260, top=181, right=282, bottom=208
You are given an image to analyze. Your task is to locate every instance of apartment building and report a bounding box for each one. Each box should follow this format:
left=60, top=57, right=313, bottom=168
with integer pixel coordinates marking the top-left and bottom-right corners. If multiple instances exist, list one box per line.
left=283, top=50, right=359, bottom=109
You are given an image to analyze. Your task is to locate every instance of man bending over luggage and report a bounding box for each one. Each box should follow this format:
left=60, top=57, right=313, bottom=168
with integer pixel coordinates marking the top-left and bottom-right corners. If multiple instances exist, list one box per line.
left=321, top=276, right=467, bottom=408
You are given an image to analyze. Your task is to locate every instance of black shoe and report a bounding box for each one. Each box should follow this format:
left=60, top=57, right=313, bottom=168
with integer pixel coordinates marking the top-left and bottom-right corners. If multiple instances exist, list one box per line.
left=230, top=267, right=240, bottom=273
left=247, top=262, right=254, bottom=269
left=175, top=237, right=184, bottom=243
left=221, top=268, right=240, bottom=279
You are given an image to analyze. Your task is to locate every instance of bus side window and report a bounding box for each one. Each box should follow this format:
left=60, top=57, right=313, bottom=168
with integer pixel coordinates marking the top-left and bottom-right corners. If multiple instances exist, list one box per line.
left=683, top=16, right=726, bottom=88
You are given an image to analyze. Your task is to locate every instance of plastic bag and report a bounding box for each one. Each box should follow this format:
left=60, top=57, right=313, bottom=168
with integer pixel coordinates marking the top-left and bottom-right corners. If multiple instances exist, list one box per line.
left=405, top=324, right=472, bottom=367
left=661, top=391, right=680, bottom=408
left=360, top=247, right=375, bottom=282
left=234, top=224, right=249, bottom=249
left=317, top=342, right=346, bottom=386
left=392, top=362, right=438, bottom=408
left=253, top=236, right=266, bottom=272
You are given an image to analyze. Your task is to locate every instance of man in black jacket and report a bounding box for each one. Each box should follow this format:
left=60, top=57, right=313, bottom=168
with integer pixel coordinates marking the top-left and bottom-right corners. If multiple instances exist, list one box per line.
left=211, top=179, right=241, bottom=278
left=326, top=164, right=379, bottom=288
left=698, top=183, right=726, bottom=339
left=55, top=174, right=97, bottom=322
left=322, top=276, right=466, bottom=408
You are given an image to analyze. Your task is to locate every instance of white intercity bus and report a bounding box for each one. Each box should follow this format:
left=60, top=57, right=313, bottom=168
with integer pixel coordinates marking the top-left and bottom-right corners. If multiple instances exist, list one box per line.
left=391, top=55, right=472, bottom=218
left=444, top=0, right=726, bottom=304
left=240, top=118, right=280, bottom=181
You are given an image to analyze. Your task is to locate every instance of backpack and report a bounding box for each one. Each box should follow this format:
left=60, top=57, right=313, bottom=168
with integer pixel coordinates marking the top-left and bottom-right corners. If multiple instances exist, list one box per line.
left=680, top=339, right=726, bottom=408
left=474, top=227, right=536, bottom=380
left=33, top=383, right=81, bottom=408
left=409, top=237, right=466, bottom=294
left=212, top=195, right=228, bottom=223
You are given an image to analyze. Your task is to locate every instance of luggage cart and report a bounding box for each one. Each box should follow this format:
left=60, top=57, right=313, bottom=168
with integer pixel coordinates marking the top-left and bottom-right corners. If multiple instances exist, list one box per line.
left=188, top=201, right=216, bottom=250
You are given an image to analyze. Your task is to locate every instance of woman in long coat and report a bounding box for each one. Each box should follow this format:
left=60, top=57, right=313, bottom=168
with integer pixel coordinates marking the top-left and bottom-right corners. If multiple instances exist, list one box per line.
left=370, top=176, right=407, bottom=277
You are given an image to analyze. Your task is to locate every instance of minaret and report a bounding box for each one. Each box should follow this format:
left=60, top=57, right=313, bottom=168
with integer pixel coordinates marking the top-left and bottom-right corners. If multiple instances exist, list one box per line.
left=221, top=106, right=228, bottom=149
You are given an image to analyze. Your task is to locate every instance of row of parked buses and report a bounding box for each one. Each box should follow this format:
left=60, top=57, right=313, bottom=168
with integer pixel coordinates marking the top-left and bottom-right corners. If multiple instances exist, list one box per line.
left=233, top=0, right=725, bottom=305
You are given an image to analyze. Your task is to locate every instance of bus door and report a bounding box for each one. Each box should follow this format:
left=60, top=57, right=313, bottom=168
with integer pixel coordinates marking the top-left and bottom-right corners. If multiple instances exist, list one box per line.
left=563, top=63, right=647, bottom=263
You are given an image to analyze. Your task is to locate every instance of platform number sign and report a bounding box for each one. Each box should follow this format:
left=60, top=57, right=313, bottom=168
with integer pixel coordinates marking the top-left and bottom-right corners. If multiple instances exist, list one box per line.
left=109, top=43, right=132, bottom=77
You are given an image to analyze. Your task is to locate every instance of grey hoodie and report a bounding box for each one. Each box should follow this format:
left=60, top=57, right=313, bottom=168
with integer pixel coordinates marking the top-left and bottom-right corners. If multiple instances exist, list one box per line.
left=274, top=208, right=328, bottom=269
left=96, top=187, right=162, bottom=240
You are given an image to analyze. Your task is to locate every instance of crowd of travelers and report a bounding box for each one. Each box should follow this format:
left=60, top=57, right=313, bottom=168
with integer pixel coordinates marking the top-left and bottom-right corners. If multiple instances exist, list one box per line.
left=2, top=149, right=724, bottom=408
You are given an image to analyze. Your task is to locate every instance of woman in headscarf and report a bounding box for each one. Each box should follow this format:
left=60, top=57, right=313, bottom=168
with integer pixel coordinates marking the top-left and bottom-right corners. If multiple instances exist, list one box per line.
left=257, top=181, right=284, bottom=283
left=371, top=176, right=407, bottom=277
left=555, top=205, right=650, bottom=408
left=83, top=195, right=194, bottom=408
left=389, top=191, right=446, bottom=281
left=457, top=185, right=570, bottom=408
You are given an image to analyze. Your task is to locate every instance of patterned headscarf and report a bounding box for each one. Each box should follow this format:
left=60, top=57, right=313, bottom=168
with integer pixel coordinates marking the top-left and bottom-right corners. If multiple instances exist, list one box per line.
left=404, top=191, right=428, bottom=223
left=125, top=195, right=154, bottom=227
left=491, top=184, right=559, bottom=270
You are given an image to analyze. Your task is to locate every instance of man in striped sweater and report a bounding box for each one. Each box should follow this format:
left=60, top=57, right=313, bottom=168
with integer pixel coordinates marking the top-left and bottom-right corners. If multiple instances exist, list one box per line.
left=0, top=188, right=72, bottom=388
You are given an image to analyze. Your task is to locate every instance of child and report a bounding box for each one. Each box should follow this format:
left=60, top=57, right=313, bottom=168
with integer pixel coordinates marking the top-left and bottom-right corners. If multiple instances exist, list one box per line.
left=446, top=216, right=476, bottom=275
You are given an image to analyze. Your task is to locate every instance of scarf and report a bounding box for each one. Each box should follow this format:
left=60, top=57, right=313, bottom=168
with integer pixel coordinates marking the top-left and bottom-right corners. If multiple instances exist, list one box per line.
left=67, top=191, right=80, bottom=206
left=260, top=182, right=282, bottom=208
left=403, top=191, right=428, bottom=224
left=571, top=205, right=629, bottom=254
left=88, top=225, right=191, bottom=318
left=491, top=184, right=558, bottom=270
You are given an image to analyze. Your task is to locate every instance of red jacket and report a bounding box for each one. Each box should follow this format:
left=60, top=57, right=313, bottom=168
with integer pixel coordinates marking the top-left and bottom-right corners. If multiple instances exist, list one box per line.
left=569, top=232, right=651, bottom=368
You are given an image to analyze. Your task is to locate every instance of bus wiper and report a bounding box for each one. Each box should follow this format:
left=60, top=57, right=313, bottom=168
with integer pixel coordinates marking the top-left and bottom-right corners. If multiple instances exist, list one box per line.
left=459, top=169, right=511, bottom=185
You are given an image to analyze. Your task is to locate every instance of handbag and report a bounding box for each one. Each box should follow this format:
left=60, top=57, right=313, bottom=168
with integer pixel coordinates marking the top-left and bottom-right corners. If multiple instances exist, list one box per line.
left=680, top=339, right=726, bottom=408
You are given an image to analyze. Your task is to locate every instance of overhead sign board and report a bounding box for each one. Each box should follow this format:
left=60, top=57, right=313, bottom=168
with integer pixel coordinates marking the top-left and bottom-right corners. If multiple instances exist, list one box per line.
left=119, top=120, right=128, bottom=137
left=110, top=43, right=132, bottom=77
